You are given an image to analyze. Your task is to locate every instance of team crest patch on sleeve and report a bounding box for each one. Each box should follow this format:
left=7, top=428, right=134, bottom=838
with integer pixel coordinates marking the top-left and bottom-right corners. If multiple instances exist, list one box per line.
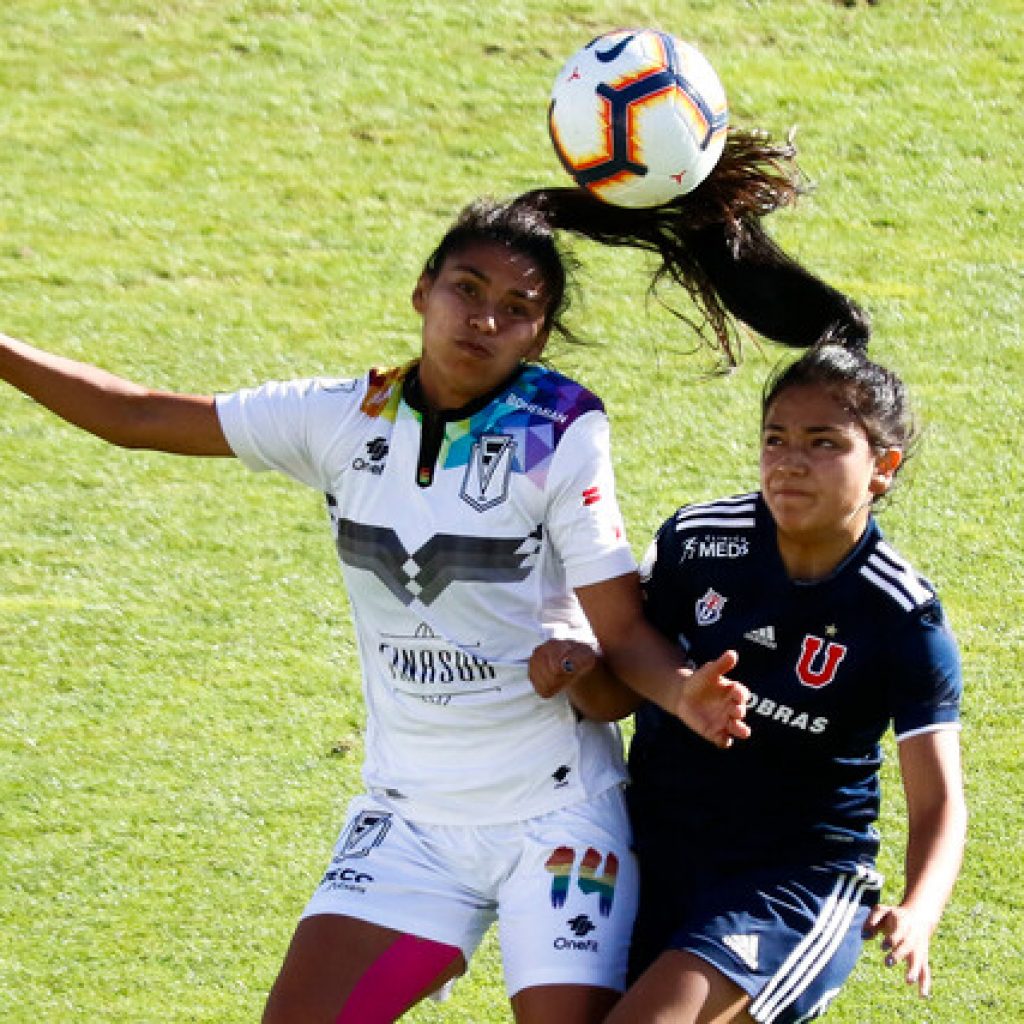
left=695, top=587, right=727, bottom=625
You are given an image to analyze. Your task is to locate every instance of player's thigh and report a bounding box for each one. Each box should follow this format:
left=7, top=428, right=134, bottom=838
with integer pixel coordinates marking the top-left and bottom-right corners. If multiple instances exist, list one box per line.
left=606, top=950, right=755, bottom=1024
left=511, top=981, right=620, bottom=1024
left=263, top=914, right=465, bottom=1024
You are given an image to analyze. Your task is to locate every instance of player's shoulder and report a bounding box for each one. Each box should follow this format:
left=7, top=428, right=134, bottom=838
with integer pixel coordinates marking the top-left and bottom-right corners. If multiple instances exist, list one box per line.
left=668, top=492, right=760, bottom=532
left=511, top=363, right=606, bottom=422
left=856, top=531, right=939, bottom=617
left=659, top=492, right=760, bottom=545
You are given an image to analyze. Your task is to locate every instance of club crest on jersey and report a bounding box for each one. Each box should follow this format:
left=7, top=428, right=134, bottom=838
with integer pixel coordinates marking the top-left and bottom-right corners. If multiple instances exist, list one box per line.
left=695, top=588, right=727, bottom=625
left=460, top=433, right=516, bottom=511
left=795, top=634, right=848, bottom=688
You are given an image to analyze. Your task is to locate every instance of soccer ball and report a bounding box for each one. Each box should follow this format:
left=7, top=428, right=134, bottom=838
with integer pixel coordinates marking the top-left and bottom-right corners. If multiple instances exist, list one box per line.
left=548, top=29, right=729, bottom=208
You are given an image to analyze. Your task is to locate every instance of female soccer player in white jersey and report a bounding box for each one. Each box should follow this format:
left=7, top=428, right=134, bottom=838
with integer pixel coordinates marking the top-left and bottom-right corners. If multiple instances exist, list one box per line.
left=532, top=340, right=967, bottom=1023
left=2, top=143, right=870, bottom=1023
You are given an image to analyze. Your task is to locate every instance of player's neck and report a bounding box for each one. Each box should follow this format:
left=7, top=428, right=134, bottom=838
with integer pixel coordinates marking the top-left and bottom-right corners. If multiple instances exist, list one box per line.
left=775, top=527, right=864, bottom=583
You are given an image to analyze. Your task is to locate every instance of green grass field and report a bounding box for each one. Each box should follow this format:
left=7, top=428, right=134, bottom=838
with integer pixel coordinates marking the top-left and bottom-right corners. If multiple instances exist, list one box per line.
left=1, top=1, right=1021, bottom=1021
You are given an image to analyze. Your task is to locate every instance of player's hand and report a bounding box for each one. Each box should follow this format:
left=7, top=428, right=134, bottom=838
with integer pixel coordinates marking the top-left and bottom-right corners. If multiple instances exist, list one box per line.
left=528, top=639, right=597, bottom=698
left=863, top=903, right=935, bottom=998
left=672, top=649, right=749, bottom=749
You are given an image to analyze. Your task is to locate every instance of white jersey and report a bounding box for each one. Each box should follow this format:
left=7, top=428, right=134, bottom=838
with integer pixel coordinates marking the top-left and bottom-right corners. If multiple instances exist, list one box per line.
left=216, top=362, right=636, bottom=824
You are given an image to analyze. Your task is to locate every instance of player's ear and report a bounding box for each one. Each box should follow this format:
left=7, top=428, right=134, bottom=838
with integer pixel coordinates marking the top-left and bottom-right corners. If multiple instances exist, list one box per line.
left=411, top=273, right=433, bottom=314
left=870, top=447, right=902, bottom=495
left=525, top=328, right=550, bottom=363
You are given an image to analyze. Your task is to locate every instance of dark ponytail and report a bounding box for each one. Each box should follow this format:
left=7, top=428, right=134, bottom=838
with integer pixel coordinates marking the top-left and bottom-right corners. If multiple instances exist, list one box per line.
left=513, top=129, right=870, bottom=364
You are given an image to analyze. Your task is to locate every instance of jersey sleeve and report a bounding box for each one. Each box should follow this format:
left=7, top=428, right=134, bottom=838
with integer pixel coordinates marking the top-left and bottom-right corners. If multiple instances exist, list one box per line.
left=638, top=516, right=691, bottom=645
left=215, top=376, right=363, bottom=491
left=544, top=410, right=637, bottom=589
left=890, top=600, right=963, bottom=740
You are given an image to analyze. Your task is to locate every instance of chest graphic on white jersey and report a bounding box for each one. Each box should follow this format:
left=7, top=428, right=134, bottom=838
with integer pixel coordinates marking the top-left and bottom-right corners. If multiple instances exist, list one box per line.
left=328, top=502, right=543, bottom=606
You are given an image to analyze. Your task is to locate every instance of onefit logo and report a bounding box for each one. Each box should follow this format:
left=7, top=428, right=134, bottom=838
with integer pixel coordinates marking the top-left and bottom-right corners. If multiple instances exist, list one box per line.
left=353, top=436, right=389, bottom=474
left=555, top=913, right=600, bottom=953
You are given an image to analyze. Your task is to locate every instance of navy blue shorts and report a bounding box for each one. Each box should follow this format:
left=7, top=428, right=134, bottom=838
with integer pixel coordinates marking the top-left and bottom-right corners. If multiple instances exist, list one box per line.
left=629, top=859, right=882, bottom=1024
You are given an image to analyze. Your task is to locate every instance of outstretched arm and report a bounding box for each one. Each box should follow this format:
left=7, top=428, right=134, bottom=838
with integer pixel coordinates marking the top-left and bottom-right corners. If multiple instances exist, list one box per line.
left=863, top=729, right=967, bottom=997
left=0, top=332, right=232, bottom=456
left=567, top=572, right=748, bottom=748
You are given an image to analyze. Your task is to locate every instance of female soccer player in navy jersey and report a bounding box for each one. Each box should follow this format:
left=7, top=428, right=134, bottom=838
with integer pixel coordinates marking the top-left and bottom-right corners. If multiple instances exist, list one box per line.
left=2, top=136, right=868, bottom=1022
left=532, top=340, right=967, bottom=1023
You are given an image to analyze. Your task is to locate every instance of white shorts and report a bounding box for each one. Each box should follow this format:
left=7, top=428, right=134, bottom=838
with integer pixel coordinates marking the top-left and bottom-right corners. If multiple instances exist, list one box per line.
left=301, top=786, right=638, bottom=997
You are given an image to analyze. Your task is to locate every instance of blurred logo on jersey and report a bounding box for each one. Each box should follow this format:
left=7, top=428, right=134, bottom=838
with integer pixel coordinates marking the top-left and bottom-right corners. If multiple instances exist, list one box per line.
left=460, top=433, right=515, bottom=511
left=378, top=622, right=499, bottom=703
left=744, top=625, right=777, bottom=649
left=681, top=534, right=750, bottom=560
left=567, top=914, right=596, bottom=937
left=796, top=634, right=847, bottom=688
left=352, top=436, right=389, bottom=475
left=695, top=587, right=728, bottom=625
left=582, top=485, right=601, bottom=506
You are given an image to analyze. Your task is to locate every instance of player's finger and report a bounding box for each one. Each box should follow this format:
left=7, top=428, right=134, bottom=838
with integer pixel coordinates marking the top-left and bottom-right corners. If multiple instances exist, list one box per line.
left=728, top=716, right=751, bottom=739
left=713, top=648, right=739, bottom=674
left=918, top=961, right=932, bottom=999
left=863, top=905, right=892, bottom=938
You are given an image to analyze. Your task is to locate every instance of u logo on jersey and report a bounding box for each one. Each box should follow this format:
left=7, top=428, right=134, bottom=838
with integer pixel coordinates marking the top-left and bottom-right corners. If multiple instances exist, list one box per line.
left=460, top=433, right=515, bottom=511
left=795, top=634, right=847, bottom=688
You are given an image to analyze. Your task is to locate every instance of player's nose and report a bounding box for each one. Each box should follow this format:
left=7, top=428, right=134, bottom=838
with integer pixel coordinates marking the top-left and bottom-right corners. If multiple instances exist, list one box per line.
left=468, top=311, right=498, bottom=334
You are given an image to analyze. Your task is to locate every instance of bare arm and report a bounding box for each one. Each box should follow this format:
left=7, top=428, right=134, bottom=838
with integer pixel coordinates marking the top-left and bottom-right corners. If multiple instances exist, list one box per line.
left=0, top=332, right=232, bottom=456
left=863, top=728, right=967, bottom=997
left=564, top=572, right=748, bottom=748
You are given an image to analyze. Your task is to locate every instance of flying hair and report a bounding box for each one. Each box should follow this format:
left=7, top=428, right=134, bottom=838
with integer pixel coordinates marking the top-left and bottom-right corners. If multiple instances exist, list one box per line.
left=421, top=130, right=870, bottom=367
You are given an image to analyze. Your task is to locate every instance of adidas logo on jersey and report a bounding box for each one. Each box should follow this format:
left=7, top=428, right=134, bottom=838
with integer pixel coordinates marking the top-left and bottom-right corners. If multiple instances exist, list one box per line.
left=744, top=625, right=777, bottom=649
left=723, top=933, right=760, bottom=970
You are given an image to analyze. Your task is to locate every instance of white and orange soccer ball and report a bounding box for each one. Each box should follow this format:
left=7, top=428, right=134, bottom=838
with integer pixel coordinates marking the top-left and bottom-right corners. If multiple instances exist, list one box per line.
left=548, top=29, right=729, bottom=208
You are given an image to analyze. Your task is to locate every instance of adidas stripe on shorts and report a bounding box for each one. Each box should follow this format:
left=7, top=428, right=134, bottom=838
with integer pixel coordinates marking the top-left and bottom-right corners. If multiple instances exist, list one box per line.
left=635, top=861, right=882, bottom=1024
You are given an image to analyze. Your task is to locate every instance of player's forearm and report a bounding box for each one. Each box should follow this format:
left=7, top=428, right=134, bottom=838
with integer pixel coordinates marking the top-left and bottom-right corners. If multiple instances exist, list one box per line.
left=901, top=798, right=967, bottom=929
left=600, top=626, right=692, bottom=713
left=0, top=332, right=229, bottom=455
left=1, top=332, right=152, bottom=442
left=565, top=657, right=641, bottom=722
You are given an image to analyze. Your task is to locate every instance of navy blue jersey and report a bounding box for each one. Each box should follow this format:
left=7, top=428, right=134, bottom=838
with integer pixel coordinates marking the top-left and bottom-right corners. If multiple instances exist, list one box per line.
left=629, top=492, right=962, bottom=872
